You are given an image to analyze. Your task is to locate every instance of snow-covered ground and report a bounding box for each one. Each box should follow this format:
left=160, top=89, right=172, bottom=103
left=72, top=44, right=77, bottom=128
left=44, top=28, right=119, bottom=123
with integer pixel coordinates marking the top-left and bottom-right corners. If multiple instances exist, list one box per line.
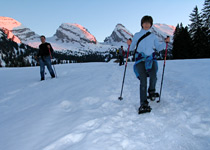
left=0, top=59, right=210, bottom=150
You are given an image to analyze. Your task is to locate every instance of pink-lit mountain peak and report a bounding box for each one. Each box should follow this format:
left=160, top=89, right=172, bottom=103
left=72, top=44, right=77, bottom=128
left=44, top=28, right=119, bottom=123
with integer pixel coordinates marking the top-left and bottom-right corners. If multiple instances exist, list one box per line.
left=62, top=23, right=97, bottom=43
left=0, top=16, right=22, bottom=43
left=153, top=23, right=176, bottom=36
left=0, top=16, right=22, bottom=30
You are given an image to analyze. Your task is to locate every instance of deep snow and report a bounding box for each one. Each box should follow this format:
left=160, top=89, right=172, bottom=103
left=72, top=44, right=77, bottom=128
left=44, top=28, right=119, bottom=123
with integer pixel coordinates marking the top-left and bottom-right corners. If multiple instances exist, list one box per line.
left=0, top=59, right=210, bottom=150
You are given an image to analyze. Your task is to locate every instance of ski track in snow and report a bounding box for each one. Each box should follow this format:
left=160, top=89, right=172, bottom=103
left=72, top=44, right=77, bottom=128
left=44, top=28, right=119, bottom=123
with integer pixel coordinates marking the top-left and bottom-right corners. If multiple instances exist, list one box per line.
left=0, top=60, right=210, bottom=150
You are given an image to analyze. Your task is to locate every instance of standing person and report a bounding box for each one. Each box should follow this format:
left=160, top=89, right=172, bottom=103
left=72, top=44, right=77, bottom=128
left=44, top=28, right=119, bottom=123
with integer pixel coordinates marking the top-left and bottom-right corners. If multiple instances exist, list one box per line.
left=130, top=15, right=170, bottom=114
left=36, top=35, right=55, bottom=81
left=119, top=46, right=125, bottom=66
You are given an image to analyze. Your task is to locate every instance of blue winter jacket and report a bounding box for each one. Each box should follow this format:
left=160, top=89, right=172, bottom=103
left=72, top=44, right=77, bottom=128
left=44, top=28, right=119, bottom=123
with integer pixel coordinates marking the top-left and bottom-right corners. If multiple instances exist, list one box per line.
left=130, top=28, right=166, bottom=79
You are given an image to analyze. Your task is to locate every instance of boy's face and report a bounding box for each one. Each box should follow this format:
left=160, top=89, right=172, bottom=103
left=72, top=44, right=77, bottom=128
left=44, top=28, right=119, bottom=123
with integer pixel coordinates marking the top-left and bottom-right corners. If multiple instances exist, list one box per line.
left=142, top=22, right=152, bottom=30
left=40, top=37, right=46, bottom=43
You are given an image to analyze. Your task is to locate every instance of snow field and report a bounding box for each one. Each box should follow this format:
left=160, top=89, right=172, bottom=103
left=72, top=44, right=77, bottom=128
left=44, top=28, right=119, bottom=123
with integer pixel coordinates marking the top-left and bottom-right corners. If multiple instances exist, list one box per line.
left=0, top=59, right=210, bottom=150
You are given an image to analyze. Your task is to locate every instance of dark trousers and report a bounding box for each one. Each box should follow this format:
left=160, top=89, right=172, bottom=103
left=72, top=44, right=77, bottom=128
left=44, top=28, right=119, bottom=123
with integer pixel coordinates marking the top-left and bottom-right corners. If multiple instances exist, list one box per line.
left=135, top=61, right=157, bottom=105
left=39, top=56, right=55, bottom=79
left=119, top=55, right=124, bottom=66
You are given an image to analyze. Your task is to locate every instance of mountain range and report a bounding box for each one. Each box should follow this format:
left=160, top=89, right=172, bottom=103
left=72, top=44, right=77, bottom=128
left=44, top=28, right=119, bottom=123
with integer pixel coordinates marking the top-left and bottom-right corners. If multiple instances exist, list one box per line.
left=0, top=16, right=175, bottom=52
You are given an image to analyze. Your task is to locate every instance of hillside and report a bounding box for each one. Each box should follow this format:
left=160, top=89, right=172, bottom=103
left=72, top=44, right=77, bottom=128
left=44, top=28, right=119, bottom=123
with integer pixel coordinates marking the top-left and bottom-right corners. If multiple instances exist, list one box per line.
left=0, top=29, right=117, bottom=67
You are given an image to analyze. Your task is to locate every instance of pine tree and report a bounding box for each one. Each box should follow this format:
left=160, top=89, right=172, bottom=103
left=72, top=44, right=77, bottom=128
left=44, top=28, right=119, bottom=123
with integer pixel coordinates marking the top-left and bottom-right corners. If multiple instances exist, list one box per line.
left=201, top=0, right=210, bottom=56
left=189, top=6, right=203, bottom=37
left=173, top=24, right=180, bottom=41
left=202, top=0, right=210, bottom=29
left=192, top=27, right=209, bottom=58
left=172, top=24, right=193, bottom=59
left=172, top=24, right=181, bottom=59
left=189, top=5, right=209, bottom=58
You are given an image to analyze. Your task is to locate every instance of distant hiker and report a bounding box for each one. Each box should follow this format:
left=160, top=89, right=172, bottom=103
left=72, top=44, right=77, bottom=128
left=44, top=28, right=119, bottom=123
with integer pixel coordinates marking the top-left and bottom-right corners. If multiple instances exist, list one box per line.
left=130, top=15, right=170, bottom=114
left=116, top=48, right=119, bottom=55
left=36, top=35, right=55, bottom=81
left=116, top=48, right=120, bottom=62
left=119, top=46, right=125, bottom=66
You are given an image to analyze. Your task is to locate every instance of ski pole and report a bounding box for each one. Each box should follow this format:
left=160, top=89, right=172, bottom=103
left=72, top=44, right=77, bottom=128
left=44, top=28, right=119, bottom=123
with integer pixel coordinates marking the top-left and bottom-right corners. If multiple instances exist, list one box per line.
left=48, top=47, right=57, bottom=78
left=118, top=39, right=132, bottom=100
left=157, top=38, right=169, bottom=103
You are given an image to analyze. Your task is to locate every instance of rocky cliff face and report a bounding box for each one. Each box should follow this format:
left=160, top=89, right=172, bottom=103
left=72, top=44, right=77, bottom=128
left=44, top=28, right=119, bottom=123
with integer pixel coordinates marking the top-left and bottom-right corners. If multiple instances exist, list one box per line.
left=0, top=17, right=40, bottom=43
left=53, top=23, right=97, bottom=44
left=104, top=24, right=133, bottom=47
left=12, top=27, right=40, bottom=42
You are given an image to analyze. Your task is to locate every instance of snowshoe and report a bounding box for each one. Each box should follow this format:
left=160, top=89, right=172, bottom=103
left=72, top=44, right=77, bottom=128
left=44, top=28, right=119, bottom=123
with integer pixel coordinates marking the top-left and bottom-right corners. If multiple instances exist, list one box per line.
left=138, top=105, right=152, bottom=114
left=147, top=93, right=159, bottom=101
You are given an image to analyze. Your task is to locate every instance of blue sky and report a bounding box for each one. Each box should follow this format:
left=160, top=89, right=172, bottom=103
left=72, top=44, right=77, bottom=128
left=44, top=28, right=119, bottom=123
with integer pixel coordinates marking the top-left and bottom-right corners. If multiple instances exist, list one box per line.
left=1, top=0, right=204, bottom=42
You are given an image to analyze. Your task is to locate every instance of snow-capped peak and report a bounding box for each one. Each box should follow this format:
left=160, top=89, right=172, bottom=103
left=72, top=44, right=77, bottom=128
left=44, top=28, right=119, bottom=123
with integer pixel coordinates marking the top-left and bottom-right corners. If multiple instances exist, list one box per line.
left=53, top=23, right=97, bottom=44
left=0, top=16, right=40, bottom=44
left=70, top=23, right=97, bottom=43
left=151, top=23, right=175, bottom=39
left=104, top=24, right=133, bottom=47
left=0, top=17, right=22, bottom=43
left=114, top=24, right=133, bottom=38
left=0, top=16, right=22, bottom=30
left=150, top=23, right=176, bottom=49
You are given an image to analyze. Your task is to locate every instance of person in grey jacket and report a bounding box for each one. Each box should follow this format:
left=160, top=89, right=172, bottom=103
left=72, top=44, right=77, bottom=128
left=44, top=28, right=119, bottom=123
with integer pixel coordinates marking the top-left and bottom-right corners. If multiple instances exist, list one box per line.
left=130, top=15, right=170, bottom=114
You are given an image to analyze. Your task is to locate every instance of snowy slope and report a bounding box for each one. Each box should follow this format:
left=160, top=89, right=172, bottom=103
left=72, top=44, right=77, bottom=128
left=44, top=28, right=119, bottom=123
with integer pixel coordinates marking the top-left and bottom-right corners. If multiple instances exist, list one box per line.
left=0, top=59, right=210, bottom=150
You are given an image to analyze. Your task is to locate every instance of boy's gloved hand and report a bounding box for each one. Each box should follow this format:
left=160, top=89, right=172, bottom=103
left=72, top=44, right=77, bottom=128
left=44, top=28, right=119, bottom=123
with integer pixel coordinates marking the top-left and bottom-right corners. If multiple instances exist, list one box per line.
left=165, top=36, right=170, bottom=43
left=34, top=55, right=39, bottom=62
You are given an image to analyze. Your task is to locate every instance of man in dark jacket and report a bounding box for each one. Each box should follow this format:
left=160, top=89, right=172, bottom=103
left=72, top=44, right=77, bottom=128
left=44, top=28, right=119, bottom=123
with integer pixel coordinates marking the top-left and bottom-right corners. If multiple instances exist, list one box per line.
left=37, top=35, right=55, bottom=81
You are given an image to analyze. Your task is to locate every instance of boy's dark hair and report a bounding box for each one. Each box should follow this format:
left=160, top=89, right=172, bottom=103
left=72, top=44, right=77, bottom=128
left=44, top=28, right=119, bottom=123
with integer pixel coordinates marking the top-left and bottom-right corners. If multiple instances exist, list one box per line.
left=141, top=15, right=153, bottom=28
left=40, top=35, right=46, bottom=39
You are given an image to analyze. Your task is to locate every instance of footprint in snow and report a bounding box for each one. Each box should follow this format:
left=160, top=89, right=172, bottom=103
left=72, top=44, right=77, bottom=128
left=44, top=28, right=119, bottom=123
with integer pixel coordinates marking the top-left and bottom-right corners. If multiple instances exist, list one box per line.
left=81, top=97, right=101, bottom=106
left=43, top=132, right=86, bottom=150
left=7, top=89, right=21, bottom=95
left=59, top=100, right=72, bottom=112
left=76, top=119, right=101, bottom=131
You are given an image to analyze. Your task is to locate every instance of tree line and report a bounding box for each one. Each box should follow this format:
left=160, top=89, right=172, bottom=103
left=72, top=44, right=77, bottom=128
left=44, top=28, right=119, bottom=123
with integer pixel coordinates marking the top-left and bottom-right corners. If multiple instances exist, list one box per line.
left=172, top=0, right=210, bottom=59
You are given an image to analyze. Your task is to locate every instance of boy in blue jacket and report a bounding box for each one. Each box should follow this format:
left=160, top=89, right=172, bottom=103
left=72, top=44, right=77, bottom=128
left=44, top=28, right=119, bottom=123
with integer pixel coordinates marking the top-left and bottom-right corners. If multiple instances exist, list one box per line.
left=130, top=16, right=170, bottom=114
